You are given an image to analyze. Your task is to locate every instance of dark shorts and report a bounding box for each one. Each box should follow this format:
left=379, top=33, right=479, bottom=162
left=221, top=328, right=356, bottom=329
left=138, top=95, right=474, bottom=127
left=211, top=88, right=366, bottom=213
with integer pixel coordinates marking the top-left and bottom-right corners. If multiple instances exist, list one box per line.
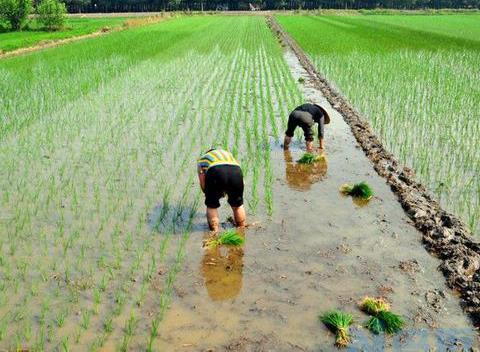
left=285, top=110, right=315, bottom=141
left=205, top=164, right=244, bottom=209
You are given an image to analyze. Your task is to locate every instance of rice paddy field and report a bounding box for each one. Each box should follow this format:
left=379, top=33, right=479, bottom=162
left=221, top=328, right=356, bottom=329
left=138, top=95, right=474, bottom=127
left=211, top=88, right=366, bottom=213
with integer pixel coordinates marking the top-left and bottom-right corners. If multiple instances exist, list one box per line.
left=276, top=14, right=480, bottom=234
left=0, top=16, right=305, bottom=350
left=0, top=12, right=479, bottom=351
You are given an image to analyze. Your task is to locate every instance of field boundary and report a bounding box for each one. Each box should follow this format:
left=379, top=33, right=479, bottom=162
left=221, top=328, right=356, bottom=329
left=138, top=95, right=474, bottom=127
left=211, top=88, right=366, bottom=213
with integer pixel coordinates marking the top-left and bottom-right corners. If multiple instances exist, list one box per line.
left=266, top=15, right=480, bottom=328
left=0, top=14, right=172, bottom=60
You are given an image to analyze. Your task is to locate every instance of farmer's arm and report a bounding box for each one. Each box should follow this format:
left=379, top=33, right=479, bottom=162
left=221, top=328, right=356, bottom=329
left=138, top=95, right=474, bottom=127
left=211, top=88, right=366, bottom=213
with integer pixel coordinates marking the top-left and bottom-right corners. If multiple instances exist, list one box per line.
left=197, top=164, right=207, bottom=193
left=318, top=115, right=325, bottom=149
left=198, top=167, right=206, bottom=193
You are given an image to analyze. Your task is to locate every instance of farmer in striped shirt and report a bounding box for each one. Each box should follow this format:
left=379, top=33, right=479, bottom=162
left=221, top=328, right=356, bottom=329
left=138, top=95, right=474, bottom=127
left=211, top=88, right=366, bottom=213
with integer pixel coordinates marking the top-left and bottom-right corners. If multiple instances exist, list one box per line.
left=197, top=147, right=246, bottom=232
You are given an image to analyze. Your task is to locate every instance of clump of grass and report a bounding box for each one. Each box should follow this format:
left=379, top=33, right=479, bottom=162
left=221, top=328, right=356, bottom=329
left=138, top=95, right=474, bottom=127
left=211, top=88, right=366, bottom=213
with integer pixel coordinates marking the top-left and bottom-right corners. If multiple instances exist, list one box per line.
left=207, top=229, right=244, bottom=248
left=359, top=297, right=404, bottom=334
left=297, top=153, right=324, bottom=164
left=320, top=310, right=353, bottom=348
left=340, top=182, right=373, bottom=200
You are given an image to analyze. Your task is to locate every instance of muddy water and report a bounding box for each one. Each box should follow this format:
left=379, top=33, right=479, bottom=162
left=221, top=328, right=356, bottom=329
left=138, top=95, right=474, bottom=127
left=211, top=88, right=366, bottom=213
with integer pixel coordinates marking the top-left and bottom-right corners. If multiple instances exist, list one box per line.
left=155, top=50, right=479, bottom=351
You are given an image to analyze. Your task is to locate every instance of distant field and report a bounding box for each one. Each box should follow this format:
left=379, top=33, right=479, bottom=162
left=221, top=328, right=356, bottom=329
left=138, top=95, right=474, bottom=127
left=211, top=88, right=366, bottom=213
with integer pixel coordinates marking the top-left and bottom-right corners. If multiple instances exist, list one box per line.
left=0, top=17, right=128, bottom=53
left=277, top=14, right=480, bottom=233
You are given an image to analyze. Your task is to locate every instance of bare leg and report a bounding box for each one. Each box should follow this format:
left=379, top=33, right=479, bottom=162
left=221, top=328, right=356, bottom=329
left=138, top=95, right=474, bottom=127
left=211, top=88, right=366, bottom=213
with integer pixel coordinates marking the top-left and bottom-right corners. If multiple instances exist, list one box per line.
left=283, top=136, right=292, bottom=150
left=232, top=205, right=246, bottom=227
left=319, top=138, right=324, bottom=150
left=306, top=140, right=314, bottom=152
left=206, top=207, right=220, bottom=232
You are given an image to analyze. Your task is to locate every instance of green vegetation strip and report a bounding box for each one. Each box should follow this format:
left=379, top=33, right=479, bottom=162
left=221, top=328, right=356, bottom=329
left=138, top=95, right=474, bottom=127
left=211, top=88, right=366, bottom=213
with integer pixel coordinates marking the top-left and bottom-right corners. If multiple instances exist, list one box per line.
left=276, top=14, right=480, bottom=234
left=0, top=17, right=128, bottom=53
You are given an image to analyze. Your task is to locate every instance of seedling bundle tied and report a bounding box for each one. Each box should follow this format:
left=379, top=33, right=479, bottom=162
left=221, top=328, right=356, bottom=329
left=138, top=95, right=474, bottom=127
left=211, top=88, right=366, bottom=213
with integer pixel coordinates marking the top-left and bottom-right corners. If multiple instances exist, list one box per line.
left=207, top=229, right=244, bottom=248
left=320, top=310, right=353, bottom=348
left=360, top=297, right=404, bottom=334
left=297, top=152, right=325, bottom=164
left=340, top=181, right=374, bottom=200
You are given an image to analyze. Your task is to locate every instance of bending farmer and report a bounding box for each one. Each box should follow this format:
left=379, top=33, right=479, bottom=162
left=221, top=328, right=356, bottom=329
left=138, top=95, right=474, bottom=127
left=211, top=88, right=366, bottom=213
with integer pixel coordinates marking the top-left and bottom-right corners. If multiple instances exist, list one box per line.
left=197, top=147, right=246, bottom=232
left=283, top=103, right=330, bottom=152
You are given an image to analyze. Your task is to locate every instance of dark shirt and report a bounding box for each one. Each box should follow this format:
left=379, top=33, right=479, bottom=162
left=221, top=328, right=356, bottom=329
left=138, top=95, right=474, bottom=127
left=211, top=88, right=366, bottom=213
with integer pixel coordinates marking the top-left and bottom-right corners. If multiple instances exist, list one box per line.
left=294, top=103, right=325, bottom=139
left=294, top=103, right=324, bottom=124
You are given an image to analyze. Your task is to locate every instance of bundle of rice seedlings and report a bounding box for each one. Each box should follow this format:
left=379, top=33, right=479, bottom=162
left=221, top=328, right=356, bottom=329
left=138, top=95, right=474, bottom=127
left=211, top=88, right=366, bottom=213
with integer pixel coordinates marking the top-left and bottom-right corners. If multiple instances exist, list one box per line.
left=340, top=182, right=373, bottom=200
left=297, top=153, right=324, bottom=164
left=320, top=310, right=353, bottom=348
left=207, top=229, right=244, bottom=248
left=359, top=297, right=390, bottom=315
left=359, top=297, right=404, bottom=335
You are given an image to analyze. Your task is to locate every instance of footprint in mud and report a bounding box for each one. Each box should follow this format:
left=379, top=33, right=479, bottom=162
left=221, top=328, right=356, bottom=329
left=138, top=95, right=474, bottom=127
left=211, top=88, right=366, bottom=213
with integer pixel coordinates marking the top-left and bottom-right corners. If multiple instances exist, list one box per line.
left=201, top=232, right=245, bottom=301
left=283, top=150, right=327, bottom=191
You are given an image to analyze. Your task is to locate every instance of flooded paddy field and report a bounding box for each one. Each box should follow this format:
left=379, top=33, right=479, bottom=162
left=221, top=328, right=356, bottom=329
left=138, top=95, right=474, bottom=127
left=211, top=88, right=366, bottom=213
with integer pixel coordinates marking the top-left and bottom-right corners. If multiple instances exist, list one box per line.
left=276, top=14, right=480, bottom=235
left=0, top=14, right=478, bottom=351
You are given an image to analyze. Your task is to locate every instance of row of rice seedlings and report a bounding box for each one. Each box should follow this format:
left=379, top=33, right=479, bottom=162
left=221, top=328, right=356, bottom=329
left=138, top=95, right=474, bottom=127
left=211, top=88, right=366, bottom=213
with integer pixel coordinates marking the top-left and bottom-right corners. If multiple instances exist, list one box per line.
left=0, top=48, right=216, bottom=346
left=146, top=196, right=200, bottom=351
left=310, top=47, right=479, bottom=233
left=94, top=42, right=240, bottom=348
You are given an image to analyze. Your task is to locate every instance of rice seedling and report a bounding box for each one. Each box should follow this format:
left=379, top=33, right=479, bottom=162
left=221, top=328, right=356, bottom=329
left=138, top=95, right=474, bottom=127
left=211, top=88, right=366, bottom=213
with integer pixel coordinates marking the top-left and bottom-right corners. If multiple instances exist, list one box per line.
left=359, top=296, right=404, bottom=334
left=320, top=310, right=353, bottom=348
left=297, top=152, right=324, bottom=164
left=207, top=229, right=245, bottom=248
left=340, top=182, right=374, bottom=200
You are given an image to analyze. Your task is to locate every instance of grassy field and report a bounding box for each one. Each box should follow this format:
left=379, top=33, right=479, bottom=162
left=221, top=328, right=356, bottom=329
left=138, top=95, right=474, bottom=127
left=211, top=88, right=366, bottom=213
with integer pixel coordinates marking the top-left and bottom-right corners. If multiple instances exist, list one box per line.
left=0, top=16, right=302, bottom=350
left=0, top=17, right=128, bottom=53
left=277, top=14, right=480, bottom=234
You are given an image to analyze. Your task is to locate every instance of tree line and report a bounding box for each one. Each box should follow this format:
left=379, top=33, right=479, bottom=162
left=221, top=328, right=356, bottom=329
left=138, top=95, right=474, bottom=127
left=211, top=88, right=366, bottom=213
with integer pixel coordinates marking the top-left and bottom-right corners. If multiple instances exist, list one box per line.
left=65, top=0, right=480, bottom=12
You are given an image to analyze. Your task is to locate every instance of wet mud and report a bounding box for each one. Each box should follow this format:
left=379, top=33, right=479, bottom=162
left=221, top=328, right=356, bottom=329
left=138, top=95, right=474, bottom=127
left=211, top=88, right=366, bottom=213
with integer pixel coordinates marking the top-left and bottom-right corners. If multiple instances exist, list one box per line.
left=155, top=23, right=479, bottom=351
left=267, top=15, right=480, bottom=330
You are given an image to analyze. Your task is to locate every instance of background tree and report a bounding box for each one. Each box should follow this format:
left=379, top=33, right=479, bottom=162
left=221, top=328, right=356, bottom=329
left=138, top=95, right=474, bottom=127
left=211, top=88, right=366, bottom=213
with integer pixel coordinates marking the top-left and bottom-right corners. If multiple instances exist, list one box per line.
left=37, top=0, right=66, bottom=30
left=0, top=0, right=32, bottom=30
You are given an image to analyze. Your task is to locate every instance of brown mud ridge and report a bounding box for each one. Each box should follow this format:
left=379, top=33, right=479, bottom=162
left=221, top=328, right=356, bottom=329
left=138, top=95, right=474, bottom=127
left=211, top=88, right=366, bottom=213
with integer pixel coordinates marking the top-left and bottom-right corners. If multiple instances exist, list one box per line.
left=267, top=15, right=480, bottom=328
left=0, top=14, right=171, bottom=60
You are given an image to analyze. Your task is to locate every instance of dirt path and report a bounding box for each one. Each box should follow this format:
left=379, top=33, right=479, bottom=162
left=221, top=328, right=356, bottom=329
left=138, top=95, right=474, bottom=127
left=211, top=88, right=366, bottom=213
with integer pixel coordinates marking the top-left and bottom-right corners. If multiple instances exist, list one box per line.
left=267, top=15, right=480, bottom=329
left=148, top=21, right=479, bottom=352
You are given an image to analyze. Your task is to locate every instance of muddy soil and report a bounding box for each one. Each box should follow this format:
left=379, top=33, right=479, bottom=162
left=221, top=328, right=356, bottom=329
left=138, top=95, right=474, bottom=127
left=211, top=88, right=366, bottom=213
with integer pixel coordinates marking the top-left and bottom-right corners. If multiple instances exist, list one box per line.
left=267, top=15, right=480, bottom=330
left=153, top=35, right=479, bottom=352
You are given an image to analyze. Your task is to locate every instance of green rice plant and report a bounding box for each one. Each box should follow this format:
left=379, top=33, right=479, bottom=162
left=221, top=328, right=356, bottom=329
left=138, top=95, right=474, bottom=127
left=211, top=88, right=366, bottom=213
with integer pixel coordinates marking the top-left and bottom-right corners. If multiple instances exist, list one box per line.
left=103, top=315, right=113, bottom=333
left=359, top=296, right=404, bottom=334
left=207, top=229, right=245, bottom=248
left=340, top=182, right=374, bottom=200
left=297, top=152, right=324, bottom=164
left=320, top=310, right=353, bottom=348
left=80, top=309, right=91, bottom=330
left=55, top=308, right=68, bottom=328
left=61, top=336, right=70, bottom=352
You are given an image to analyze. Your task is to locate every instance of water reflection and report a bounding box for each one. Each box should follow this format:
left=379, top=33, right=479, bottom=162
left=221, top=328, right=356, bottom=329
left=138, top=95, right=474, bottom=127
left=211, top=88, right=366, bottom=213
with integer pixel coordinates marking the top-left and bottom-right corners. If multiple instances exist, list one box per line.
left=201, top=231, right=245, bottom=301
left=283, top=150, right=328, bottom=191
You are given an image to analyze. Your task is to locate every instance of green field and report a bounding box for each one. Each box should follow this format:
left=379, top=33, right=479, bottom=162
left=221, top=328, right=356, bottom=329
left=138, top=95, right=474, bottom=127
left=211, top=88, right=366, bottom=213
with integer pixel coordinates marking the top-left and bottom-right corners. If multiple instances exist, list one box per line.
left=277, top=14, right=480, bottom=233
left=0, top=16, right=301, bottom=349
left=0, top=17, right=128, bottom=53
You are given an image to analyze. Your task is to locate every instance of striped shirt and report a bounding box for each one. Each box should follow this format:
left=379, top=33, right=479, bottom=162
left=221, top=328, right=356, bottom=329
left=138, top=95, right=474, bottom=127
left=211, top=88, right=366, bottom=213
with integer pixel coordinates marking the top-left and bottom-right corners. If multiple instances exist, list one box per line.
left=197, top=149, right=240, bottom=172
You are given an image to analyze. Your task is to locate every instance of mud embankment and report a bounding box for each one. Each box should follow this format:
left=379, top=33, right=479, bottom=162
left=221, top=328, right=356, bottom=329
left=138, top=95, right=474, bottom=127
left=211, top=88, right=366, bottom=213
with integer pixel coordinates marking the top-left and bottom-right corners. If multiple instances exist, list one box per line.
left=266, top=15, right=480, bottom=328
